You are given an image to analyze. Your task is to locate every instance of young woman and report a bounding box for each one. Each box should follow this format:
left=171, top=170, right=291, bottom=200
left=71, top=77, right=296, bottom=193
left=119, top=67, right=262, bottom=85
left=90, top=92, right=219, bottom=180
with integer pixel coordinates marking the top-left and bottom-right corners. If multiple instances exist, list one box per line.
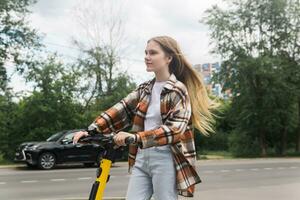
left=73, top=35, right=216, bottom=199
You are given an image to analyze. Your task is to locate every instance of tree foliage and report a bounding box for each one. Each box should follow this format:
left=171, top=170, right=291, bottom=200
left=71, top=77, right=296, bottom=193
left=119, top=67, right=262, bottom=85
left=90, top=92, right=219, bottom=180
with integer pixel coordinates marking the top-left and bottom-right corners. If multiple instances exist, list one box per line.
left=0, top=0, right=41, bottom=91
left=203, top=0, right=300, bottom=156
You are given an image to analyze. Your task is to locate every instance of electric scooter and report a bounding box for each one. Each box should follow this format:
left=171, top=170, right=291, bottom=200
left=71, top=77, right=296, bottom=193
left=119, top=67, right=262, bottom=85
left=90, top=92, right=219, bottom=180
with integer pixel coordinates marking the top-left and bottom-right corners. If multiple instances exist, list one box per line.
left=78, top=129, right=135, bottom=200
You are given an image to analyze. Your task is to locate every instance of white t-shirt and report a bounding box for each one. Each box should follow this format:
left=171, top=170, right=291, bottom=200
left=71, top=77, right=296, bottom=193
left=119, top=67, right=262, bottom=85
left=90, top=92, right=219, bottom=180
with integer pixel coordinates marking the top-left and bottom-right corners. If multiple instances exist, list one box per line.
left=144, top=81, right=166, bottom=131
left=143, top=80, right=170, bottom=151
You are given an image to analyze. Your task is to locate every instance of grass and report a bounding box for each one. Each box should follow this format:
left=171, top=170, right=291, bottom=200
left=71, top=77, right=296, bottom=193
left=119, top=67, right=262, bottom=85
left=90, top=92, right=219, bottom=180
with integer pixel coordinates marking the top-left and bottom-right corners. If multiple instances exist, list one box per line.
left=197, top=150, right=234, bottom=160
left=265, top=150, right=300, bottom=158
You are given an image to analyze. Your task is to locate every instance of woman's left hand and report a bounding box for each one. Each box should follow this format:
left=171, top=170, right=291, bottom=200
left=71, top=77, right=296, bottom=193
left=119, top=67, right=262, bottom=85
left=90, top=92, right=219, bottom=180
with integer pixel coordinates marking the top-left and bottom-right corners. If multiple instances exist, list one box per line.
left=113, top=131, right=134, bottom=146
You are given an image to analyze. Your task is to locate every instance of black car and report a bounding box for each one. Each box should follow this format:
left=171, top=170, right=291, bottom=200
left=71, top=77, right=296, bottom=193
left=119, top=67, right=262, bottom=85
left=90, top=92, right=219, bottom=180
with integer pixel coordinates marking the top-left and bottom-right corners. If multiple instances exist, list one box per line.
left=14, top=129, right=107, bottom=170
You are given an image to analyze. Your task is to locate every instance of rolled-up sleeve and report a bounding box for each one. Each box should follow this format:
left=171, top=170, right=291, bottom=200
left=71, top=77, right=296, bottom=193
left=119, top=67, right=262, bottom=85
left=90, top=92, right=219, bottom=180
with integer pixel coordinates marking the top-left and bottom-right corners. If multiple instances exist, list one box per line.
left=90, top=86, right=140, bottom=134
left=137, top=90, right=191, bottom=148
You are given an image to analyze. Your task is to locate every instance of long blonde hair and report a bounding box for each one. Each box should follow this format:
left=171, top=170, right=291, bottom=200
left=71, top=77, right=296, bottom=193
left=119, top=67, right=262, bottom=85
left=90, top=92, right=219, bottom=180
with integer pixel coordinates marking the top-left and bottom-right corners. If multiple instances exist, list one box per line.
left=148, top=35, right=219, bottom=136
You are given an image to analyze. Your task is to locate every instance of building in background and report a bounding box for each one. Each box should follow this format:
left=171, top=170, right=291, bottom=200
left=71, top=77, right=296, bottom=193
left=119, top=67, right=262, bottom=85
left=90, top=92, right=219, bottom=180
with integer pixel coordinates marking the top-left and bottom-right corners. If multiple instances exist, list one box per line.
left=193, top=62, right=232, bottom=99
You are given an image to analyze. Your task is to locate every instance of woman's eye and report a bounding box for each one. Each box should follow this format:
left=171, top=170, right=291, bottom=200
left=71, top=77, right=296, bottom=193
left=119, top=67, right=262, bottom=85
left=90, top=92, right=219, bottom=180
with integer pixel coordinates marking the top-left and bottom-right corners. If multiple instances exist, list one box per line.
left=145, top=51, right=156, bottom=55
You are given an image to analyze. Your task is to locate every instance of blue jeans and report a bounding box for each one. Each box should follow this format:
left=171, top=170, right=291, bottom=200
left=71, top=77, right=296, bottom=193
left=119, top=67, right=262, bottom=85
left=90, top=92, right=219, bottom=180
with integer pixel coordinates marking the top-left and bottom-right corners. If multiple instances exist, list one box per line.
left=126, top=145, right=178, bottom=200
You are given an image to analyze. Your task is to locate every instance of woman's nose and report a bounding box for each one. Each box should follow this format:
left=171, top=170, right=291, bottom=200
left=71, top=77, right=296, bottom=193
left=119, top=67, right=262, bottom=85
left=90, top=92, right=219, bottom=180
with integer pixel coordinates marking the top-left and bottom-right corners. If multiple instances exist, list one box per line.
left=144, top=53, right=150, bottom=60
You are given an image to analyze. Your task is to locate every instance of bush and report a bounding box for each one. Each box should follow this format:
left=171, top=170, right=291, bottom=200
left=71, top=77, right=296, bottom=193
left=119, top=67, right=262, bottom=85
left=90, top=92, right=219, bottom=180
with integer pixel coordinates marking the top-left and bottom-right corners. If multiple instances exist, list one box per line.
left=194, top=129, right=229, bottom=152
left=228, top=129, right=260, bottom=157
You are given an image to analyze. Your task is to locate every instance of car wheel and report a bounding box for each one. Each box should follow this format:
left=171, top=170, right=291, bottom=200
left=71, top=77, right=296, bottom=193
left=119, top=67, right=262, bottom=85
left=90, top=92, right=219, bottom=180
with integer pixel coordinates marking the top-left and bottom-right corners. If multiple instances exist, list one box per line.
left=38, top=152, right=56, bottom=170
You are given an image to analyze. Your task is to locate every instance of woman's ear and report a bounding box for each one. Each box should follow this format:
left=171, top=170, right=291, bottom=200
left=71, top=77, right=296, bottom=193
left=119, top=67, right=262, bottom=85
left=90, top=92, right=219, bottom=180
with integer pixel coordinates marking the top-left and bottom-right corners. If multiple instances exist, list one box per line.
left=168, top=56, right=173, bottom=64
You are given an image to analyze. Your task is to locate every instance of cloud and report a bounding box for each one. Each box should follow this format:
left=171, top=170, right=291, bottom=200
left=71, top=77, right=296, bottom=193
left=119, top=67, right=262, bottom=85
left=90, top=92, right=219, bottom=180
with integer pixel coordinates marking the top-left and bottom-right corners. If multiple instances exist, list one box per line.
left=9, top=0, right=224, bottom=93
left=118, top=0, right=224, bottom=82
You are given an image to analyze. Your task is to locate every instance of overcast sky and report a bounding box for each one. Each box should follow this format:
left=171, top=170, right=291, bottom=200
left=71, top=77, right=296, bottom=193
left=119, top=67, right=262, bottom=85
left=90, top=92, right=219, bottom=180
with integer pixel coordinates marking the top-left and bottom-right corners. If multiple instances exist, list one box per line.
left=7, top=0, right=225, bottom=97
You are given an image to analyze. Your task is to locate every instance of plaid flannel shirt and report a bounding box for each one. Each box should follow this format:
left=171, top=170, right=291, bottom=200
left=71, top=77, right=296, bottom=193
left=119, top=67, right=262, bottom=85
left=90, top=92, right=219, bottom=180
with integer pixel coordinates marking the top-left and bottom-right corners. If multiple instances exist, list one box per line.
left=91, top=73, right=201, bottom=197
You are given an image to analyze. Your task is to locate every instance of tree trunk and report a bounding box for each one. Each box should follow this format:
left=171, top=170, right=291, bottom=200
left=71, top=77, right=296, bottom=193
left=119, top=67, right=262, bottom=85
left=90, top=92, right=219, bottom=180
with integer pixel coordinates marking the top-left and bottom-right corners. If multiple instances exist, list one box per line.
left=259, top=128, right=267, bottom=156
left=296, top=99, right=300, bottom=152
left=280, top=127, right=287, bottom=156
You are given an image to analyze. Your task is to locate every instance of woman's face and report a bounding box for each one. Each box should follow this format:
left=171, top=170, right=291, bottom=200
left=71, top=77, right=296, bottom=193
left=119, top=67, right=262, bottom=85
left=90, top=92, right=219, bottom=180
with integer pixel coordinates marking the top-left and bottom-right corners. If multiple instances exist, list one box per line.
left=144, top=40, right=172, bottom=73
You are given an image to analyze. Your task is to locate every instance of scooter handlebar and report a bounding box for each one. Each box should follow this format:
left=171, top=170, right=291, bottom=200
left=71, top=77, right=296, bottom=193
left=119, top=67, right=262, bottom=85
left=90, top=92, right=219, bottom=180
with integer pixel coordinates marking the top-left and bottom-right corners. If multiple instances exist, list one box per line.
left=78, top=133, right=135, bottom=146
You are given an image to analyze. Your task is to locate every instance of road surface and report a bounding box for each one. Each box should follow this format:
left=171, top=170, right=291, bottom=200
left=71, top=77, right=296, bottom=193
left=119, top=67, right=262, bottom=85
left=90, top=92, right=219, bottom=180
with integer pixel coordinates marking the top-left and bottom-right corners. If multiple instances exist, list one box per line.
left=0, top=158, right=299, bottom=200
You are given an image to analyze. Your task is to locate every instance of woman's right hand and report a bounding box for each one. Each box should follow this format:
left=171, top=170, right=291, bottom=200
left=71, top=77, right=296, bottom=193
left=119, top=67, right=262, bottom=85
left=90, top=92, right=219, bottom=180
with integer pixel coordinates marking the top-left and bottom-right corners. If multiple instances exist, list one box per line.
left=72, top=131, right=89, bottom=144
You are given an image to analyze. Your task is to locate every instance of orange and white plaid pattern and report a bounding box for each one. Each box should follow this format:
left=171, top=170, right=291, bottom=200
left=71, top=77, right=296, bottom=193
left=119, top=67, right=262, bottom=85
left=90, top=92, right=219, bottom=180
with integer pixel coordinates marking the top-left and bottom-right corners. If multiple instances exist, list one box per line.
left=92, top=73, right=201, bottom=197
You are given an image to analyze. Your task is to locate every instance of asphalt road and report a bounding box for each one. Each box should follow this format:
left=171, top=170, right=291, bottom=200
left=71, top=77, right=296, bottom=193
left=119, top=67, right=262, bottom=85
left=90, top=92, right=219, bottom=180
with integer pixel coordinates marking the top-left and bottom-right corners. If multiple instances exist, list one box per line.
left=0, top=158, right=299, bottom=200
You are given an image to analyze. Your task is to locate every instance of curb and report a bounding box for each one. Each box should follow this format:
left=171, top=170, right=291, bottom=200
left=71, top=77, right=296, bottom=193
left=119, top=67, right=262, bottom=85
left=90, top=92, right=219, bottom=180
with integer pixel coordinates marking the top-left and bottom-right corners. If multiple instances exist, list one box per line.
left=0, top=162, right=128, bottom=169
left=0, top=164, right=24, bottom=169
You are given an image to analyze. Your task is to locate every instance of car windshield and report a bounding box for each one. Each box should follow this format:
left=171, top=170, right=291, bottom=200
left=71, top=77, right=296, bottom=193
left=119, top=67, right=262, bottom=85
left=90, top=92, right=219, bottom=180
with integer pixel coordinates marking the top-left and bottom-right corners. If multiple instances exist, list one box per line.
left=46, top=131, right=67, bottom=142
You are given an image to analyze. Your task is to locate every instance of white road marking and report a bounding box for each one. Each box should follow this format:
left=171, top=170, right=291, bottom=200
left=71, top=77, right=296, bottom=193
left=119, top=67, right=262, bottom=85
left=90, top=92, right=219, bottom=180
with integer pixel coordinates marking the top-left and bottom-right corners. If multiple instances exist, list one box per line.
left=77, top=177, right=92, bottom=180
left=50, top=179, right=65, bottom=182
left=235, top=169, right=245, bottom=171
left=220, top=170, right=231, bottom=172
left=21, top=180, right=38, bottom=183
left=263, top=168, right=273, bottom=170
left=2, top=165, right=298, bottom=187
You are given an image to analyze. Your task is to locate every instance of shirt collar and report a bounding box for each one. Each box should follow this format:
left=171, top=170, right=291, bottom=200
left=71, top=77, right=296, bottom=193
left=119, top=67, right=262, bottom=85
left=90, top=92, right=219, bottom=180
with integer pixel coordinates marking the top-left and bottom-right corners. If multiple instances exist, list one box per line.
left=144, top=73, right=177, bottom=94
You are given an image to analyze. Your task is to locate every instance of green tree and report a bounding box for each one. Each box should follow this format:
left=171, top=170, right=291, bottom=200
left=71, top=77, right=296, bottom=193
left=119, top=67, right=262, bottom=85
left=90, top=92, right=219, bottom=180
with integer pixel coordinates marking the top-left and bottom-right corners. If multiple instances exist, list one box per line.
left=203, top=0, right=300, bottom=156
left=0, top=0, right=138, bottom=162
left=0, top=0, right=41, bottom=160
left=0, top=0, right=41, bottom=91
left=71, top=0, right=130, bottom=113
left=0, top=90, right=18, bottom=160
left=1, top=55, right=85, bottom=160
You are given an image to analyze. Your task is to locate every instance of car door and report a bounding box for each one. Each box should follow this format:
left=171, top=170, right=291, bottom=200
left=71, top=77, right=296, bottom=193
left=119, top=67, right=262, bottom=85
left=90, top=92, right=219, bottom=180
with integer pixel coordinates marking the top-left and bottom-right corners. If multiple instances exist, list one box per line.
left=59, top=132, right=97, bottom=162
